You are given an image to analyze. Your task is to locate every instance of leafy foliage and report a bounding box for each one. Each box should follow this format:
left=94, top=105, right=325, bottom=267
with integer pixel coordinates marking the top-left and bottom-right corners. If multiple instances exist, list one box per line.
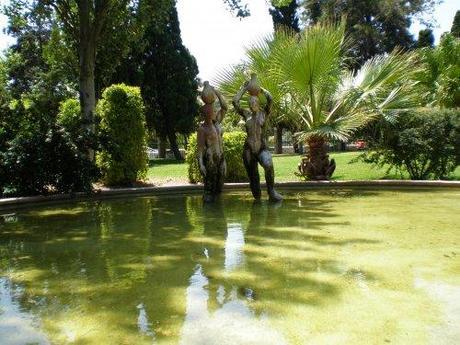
left=302, top=0, right=437, bottom=68
left=269, top=0, right=300, bottom=32
left=96, top=84, right=148, bottom=186
left=0, top=100, right=96, bottom=197
left=0, top=1, right=97, bottom=197
left=186, top=131, right=247, bottom=184
left=452, top=10, right=460, bottom=38
left=114, top=2, right=199, bottom=160
left=417, top=29, right=434, bottom=48
left=57, top=98, right=81, bottom=137
left=358, top=108, right=460, bottom=180
left=417, top=33, right=460, bottom=108
left=216, top=22, right=420, bottom=144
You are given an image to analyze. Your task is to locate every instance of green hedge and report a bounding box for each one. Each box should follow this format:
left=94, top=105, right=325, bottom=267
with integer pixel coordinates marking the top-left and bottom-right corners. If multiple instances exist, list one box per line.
left=96, top=84, right=148, bottom=185
left=186, top=131, right=247, bottom=183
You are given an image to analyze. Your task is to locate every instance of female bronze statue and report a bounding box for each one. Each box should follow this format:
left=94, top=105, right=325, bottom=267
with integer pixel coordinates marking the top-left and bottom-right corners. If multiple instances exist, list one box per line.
left=197, top=81, right=227, bottom=202
left=233, top=74, right=282, bottom=202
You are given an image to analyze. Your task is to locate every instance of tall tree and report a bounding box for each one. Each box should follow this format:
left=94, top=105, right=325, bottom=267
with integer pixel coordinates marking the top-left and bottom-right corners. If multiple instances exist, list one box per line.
left=134, top=1, right=199, bottom=160
left=2, top=1, right=54, bottom=98
left=417, top=28, right=434, bottom=48
left=452, top=10, right=460, bottom=38
left=268, top=0, right=300, bottom=153
left=417, top=33, right=460, bottom=108
left=302, top=0, right=438, bottom=68
left=39, top=0, right=163, bottom=159
left=1, top=0, right=75, bottom=117
left=44, top=0, right=123, bottom=159
left=269, top=0, right=300, bottom=32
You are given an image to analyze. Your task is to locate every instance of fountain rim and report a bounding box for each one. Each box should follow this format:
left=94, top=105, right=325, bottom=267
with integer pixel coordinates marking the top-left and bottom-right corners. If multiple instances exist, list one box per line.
left=1, top=180, right=459, bottom=212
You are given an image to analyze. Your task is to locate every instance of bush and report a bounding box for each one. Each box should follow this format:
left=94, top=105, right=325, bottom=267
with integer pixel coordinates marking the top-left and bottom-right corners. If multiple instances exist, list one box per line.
left=186, top=131, right=247, bottom=183
left=57, top=98, right=81, bottom=137
left=96, top=84, right=148, bottom=185
left=359, top=108, right=460, bottom=180
left=0, top=102, right=97, bottom=197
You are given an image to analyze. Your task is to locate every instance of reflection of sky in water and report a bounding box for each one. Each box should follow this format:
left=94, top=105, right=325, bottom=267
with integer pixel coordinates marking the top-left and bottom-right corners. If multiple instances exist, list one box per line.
left=224, top=223, right=245, bottom=272
left=415, top=277, right=460, bottom=344
left=180, top=222, right=287, bottom=345
left=180, top=265, right=287, bottom=345
left=0, top=278, right=50, bottom=345
left=137, top=303, right=155, bottom=339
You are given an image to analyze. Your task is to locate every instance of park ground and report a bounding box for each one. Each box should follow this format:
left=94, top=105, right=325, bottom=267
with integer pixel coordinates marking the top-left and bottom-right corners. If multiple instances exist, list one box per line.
left=147, top=151, right=460, bottom=186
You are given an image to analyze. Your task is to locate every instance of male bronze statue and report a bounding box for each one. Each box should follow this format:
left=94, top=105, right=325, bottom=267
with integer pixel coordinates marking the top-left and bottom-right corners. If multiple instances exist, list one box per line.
left=197, top=81, right=227, bottom=202
left=233, top=74, right=282, bottom=202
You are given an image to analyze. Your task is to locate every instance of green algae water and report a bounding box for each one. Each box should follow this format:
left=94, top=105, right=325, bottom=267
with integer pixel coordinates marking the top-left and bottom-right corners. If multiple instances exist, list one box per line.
left=0, top=188, right=459, bottom=345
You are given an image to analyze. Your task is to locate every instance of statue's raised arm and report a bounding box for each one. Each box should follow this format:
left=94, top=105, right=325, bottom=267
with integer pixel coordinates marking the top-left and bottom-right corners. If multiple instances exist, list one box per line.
left=261, top=88, right=273, bottom=115
left=215, top=88, right=228, bottom=123
left=232, top=81, right=249, bottom=119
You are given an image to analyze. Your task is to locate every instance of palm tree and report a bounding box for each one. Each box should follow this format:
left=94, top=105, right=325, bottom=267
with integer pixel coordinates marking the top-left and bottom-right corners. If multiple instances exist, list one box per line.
left=215, top=22, right=420, bottom=180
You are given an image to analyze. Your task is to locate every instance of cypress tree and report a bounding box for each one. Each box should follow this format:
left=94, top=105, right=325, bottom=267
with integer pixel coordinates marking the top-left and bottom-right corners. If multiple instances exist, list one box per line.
left=451, top=10, right=460, bottom=38
left=417, top=29, right=435, bottom=48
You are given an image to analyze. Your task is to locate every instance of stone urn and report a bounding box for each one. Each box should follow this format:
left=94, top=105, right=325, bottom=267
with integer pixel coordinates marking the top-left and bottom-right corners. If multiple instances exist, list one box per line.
left=201, top=81, right=217, bottom=104
left=247, top=73, right=261, bottom=96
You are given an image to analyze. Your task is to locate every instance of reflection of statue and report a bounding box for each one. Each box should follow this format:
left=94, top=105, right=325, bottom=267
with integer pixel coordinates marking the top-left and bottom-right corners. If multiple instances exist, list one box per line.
left=233, top=74, right=282, bottom=202
left=197, top=82, right=228, bottom=203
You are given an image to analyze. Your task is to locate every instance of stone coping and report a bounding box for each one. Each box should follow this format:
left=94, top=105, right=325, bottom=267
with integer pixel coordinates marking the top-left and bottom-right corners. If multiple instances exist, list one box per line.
left=1, top=180, right=459, bottom=212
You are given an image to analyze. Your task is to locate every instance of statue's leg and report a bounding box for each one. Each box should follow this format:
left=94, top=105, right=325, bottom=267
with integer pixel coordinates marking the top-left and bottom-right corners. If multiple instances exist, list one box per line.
left=216, top=156, right=226, bottom=194
left=203, top=175, right=214, bottom=203
left=258, top=149, right=283, bottom=202
left=203, top=157, right=216, bottom=203
left=243, top=147, right=261, bottom=199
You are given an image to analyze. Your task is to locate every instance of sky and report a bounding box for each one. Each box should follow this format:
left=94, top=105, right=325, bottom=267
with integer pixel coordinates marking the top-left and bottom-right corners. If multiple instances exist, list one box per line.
left=0, top=0, right=459, bottom=80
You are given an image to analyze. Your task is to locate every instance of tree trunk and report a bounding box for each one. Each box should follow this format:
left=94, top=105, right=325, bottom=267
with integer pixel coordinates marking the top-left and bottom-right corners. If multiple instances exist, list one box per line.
left=298, top=137, right=336, bottom=180
left=167, top=130, right=183, bottom=161
left=183, top=134, right=189, bottom=150
left=158, top=135, right=167, bottom=159
left=78, top=0, right=97, bottom=161
left=292, top=141, right=301, bottom=153
left=275, top=125, right=283, bottom=154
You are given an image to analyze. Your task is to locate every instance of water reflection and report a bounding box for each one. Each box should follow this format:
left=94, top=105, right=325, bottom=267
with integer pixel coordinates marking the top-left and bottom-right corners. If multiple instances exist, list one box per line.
left=180, top=264, right=287, bottom=345
left=0, top=190, right=459, bottom=344
left=137, top=303, right=155, bottom=339
left=415, top=277, right=460, bottom=344
left=0, top=278, right=50, bottom=345
left=224, top=223, right=245, bottom=272
left=180, top=203, right=286, bottom=345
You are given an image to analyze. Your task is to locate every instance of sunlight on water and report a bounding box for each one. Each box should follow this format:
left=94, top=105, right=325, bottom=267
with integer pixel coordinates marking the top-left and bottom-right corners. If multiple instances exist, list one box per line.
left=0, top=278, right=50, bottom=345
left=0, top=188, right=459, bottom=344
left=224, top=223, right=245, bottom=272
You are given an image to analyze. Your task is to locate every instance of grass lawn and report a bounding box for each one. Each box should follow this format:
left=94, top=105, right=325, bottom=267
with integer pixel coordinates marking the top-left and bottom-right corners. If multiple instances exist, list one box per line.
left=147, top=151, right=460, bottom=185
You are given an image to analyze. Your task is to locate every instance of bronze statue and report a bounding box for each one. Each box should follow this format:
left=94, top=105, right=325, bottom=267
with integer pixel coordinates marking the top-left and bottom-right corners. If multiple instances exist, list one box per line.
left=233, top=74, right=282, bottom=202
left=197, top=81, right=227, bottom=202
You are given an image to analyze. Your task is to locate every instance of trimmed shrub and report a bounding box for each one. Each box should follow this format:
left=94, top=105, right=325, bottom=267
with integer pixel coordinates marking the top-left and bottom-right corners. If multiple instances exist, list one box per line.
left=359, top=108, right=460, bottom=180
left=96, top=84, right=148, bottom=185
left=186, top=131, right=247, bottom=183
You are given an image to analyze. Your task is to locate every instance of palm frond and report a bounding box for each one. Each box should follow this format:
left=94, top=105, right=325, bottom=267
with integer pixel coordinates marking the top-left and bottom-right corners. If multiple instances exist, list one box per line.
left=214, top=21, right=420, bottom=143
